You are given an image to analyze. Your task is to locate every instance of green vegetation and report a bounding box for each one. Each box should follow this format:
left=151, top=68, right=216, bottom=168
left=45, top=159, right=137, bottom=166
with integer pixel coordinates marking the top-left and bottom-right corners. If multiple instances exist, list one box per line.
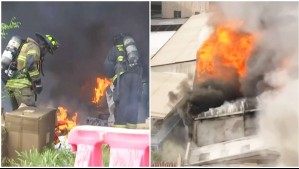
left=151, top=150, right=162, bottom=165
left=2, top=145, right=75, bottom=167
left=102, top=144, right=110, bottom=166
left=1, top=17, right=21, bottom=39
left=2, top=144, right=110, bottom=167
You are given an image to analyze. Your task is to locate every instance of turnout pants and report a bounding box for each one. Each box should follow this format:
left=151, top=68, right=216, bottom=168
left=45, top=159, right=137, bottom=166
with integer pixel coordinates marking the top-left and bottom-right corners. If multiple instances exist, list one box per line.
left=114, top=72, right=141, bottom=128
left=11, top=87, right=36, bottom=107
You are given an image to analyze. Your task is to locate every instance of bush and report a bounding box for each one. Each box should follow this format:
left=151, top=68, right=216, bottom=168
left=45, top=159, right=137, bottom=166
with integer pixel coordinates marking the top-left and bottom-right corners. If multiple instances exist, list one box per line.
left=2, top=145, right=75, bottom=167
left=2, top=144, right=111, bottom=167
left=151, top=150, right=162, bottom=164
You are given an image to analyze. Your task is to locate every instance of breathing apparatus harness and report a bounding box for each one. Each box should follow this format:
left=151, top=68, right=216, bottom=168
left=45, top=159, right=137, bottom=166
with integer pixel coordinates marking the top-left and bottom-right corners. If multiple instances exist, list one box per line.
left=1, top=36, right=25, bottom=84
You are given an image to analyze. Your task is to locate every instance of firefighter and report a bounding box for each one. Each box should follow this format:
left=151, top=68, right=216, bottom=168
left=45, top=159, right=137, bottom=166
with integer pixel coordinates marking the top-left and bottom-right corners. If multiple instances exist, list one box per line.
left=2, top=33, right=59, bottom=108
left=104, top=33, right=142, bottom=129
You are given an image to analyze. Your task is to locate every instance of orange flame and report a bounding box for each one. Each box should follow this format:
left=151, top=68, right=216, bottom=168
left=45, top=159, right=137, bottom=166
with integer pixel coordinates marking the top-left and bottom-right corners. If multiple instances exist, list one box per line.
left=91, top=77, right=112, bottom=105
left=56, top=106, right=78, bottom=137
left=196, top=22, right=256, bottom=82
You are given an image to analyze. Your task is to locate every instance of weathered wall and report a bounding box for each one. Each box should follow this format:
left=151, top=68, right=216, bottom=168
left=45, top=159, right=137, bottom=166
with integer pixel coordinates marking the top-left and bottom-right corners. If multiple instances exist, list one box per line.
left=162, top=1, right=209, bottom=18
left=193, top=112, right=257, bottom=146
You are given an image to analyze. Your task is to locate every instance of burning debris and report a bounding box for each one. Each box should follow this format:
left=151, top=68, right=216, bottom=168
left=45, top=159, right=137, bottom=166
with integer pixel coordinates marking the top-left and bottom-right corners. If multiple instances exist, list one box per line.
left=86, top=77, right=112, bottom=126
left=55, top=106, right=78, bottom=144
left=91, top=77, right=112, bottom=106
left=2, top=2, right=149, bottom=127
left=54, top=77, right=112, bottom=144
left=194, top=97, right=258, bottom=120
left=86, top=117, right=108, bottom=126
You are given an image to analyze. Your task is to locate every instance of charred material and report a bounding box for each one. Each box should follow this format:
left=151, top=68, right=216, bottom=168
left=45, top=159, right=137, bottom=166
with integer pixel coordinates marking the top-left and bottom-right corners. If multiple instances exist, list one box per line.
left=187, top=78, right=243, bottom=116
left=86, top=97, right=110, bottom=126
left=194, top=97, right=258, bottom=120
left=86, top=117, right=108, bottom=126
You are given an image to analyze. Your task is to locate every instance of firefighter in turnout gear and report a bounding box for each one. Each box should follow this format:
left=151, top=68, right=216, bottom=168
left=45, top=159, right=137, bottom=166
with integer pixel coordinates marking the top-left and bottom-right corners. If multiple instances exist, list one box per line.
left=2, top=33, right=59, bottom=108
left=104, top=33, right=142, bottom=129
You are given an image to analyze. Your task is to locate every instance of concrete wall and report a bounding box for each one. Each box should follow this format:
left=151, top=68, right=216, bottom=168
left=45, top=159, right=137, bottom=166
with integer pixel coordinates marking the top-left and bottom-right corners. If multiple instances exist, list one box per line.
left=162, top=2, right=209, bottom=18
left=194, top=116, right=244, bottom=147
left=188, top=135, right=279, bottom=166
left=193, top=111, right=257, bottom=147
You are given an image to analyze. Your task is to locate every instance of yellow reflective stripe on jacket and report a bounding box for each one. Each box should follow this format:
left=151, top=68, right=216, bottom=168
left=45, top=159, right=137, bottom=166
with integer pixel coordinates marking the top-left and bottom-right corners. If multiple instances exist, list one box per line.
left=27, top=50, right=39, bottom=55
left=117, top=56, right=124, bottom=62
left=6, top=78, right=32, bottom=89
left=112, top=71, right=124, bottom=82
left=21, top=43, right=28, bottom=51
left=116, top=44, right=124, bottom=51
left=18, top=55, right=26, bottom=62
left=29, top=70, right=39, bottom=77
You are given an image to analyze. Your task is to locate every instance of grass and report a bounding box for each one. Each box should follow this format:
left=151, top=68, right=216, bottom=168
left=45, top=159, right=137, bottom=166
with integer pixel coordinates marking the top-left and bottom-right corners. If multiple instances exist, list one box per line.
left=2, top=144, right=110, bottom=167
left=2, top=144, right=75, bottom=167
left=102, top=144, right=110, bottom=166
left=151, top=150, right=162, bottom=165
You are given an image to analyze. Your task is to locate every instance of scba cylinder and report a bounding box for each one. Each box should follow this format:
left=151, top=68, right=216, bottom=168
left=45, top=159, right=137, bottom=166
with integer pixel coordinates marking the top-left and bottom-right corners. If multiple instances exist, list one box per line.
left=123, top=35, right=139, bottom=67
left=1, top=36, right=22, bottom=69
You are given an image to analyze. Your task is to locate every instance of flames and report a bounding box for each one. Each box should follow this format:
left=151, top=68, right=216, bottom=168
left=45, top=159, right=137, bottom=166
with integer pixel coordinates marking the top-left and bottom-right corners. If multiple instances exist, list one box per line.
left=196, top=22, right=257, bottom=82
left=55, top=106, right=78, bottom=143
left=91, top=77, right=112, bottom=105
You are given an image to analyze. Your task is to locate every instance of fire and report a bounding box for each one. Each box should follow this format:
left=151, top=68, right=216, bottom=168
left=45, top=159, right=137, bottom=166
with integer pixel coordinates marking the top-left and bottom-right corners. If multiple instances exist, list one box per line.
left=91, top=77, right=112, bottom=105
left=55, top=106, right=78, bottom=143
left=196, top=22, right=256, bottom=82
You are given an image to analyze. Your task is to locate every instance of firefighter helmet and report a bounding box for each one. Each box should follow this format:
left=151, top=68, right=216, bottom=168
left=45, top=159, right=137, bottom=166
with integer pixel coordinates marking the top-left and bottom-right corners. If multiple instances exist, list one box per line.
left=113, top=33, right=124, bottom=46
left=35, top=33, right=59, bottom=54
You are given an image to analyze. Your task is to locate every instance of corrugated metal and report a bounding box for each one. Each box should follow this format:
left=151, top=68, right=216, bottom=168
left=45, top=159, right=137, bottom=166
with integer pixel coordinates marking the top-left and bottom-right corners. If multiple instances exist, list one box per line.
left=151, top=14, right=213, bottom=119
left=151, top=18, right=188, bottom=26
left=151, top=61, right=196, bottom=76
left=151, top=13, right=213, bottom=67
left=151, top=72, right=189, bottom=119
left=151, top=31, right=176, bottom=58
left=151, top=113, right=182, bottom=148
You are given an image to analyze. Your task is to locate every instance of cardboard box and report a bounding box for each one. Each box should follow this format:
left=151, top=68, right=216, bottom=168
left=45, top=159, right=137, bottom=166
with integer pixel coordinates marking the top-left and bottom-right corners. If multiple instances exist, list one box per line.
left=2, top=126, right=8, bottom=159
left=5, top=106, right=57, bottom=160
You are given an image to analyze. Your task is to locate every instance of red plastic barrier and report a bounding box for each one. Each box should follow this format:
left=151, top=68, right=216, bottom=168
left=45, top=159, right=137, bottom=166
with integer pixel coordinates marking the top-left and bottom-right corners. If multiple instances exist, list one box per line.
left=68, top=125, right=149, bottom=167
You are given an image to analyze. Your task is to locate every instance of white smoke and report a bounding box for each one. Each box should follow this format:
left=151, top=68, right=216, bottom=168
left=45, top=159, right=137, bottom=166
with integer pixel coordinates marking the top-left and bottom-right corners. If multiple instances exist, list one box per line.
left=215, top=2, right=298, bottom=166
left=258, top=69, right=298, bottom=166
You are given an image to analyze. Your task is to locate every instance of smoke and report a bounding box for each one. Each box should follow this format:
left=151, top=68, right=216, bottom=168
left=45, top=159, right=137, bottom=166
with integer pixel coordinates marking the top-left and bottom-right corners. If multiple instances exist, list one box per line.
left=186, top=2, right=298, bottom=113
left=2, top=2, right=149, bottom=123
left=212, top=2, right=298, bottom=96
left=157, top=119, right=188, bottom=163
left=188, top=76, right=242, bottom=115
left=160, top=139, right=185, bottom=163
left=166, top=2, right=298, bottom=165
left=213, top=2, right=298, bottom=166
left=258, top=75, right=298, bottom=166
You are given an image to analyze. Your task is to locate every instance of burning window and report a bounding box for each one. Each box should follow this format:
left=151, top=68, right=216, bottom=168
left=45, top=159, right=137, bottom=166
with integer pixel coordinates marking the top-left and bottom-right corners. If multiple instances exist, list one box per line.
left=196, top=22, right=257, bottom=82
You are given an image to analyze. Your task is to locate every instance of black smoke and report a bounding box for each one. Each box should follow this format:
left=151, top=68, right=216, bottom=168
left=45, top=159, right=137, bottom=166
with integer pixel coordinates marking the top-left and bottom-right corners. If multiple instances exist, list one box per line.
left=2, top=2, right=149, bottom=122
left=188, top=77, right=242, bottom=116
